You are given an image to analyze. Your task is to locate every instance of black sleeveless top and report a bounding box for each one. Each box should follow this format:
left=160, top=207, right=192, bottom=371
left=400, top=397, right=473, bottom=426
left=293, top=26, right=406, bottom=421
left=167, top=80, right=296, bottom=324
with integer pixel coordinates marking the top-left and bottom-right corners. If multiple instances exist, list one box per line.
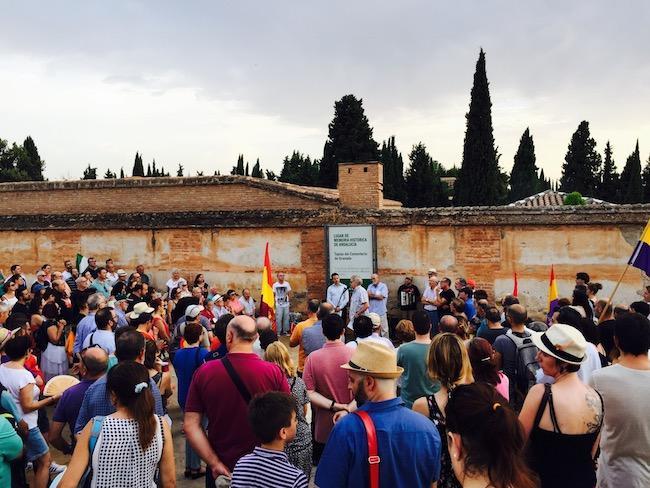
left=426, top=395, right=462, bottom=488
left=529, top=383, right=603, bottom=488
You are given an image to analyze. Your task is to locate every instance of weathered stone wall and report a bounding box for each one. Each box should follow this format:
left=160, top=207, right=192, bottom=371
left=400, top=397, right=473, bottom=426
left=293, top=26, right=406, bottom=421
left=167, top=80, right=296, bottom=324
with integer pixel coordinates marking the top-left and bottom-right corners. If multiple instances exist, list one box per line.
left=1, top=204, right=648, bottom=315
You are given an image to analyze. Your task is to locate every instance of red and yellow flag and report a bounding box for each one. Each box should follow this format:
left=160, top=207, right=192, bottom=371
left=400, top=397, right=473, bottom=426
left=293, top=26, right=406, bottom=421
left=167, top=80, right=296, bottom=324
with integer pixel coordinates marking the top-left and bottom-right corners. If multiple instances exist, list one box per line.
left=260, top=242, right=275, bottom=327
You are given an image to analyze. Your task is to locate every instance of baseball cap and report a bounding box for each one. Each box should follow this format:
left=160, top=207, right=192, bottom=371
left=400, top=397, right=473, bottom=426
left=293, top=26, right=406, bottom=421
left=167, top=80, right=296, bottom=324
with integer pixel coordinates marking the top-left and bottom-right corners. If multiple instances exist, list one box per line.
left=128, top=302, right=154, bottom=319
left=185, top=304, right=204, bottom=319
left=427, top=268, right=437, bottom=275
left=117, top=269, right=127, bottom=277
left=367, top=312, right=381, bottom=328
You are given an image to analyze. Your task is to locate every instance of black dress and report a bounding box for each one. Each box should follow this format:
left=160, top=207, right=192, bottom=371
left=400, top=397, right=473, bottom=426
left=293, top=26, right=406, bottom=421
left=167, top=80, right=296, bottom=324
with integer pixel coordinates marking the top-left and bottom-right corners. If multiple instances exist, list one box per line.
left=426, top=394, right=462, bottom=488
left=528, top=383, right=603, bottom=488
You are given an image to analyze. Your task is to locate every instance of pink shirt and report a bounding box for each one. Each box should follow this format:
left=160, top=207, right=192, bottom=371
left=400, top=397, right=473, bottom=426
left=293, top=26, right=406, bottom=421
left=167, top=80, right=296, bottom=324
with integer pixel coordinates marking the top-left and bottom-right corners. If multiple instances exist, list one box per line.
left=303, top=341, right=354, bottom=443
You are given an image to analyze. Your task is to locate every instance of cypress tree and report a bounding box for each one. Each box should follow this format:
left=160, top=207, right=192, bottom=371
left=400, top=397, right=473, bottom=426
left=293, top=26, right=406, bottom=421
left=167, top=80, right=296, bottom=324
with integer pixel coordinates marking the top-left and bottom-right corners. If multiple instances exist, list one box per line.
left=454, top=49, right=505, bottom=206
left=596, top=141, right=619, bottom=202
left=265, top=170, right=278, bottom=181
left=119, top=167, right=125, bottom=178
left=151, top=159, right=158, bottom=177
left=538, top=169, right=551, bottom=191
left=82, top=164, right=97, bottom=180
left=643, top=154, right=650, bottom=203
left=132, top=152, right=145, bottom=177
left=559, top=121, right=601, bottom=196
left=380, top=136, right=406, bottom=202
left=245, top=161, right=249, bottom=177
left=318, top=94, right=379, bottom=188
left=280, top=151, right=318, bottom=185
left=619, top=141, right=643, bottom=203
left=508, top=128, right=540, bottom=201
left=176, top=163, right=184, bottom=177
left=146, top=163, right=152, bottom=177
left=251, top=158, right=264, bottom=178
left=104, top=169, right=116, bottom=179
left=19, top=136, right=45, bottom=181
left=404, top=143, right=448, bottom=208
left=231, top=154, right=245, bottom=175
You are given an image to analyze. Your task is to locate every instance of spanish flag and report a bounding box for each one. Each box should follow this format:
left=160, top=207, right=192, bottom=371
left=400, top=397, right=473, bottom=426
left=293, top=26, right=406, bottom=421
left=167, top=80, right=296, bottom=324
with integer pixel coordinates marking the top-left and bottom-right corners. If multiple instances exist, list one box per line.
left=628, top=219, right=650, bottom=275
left=548, top=265, right=559, bottom=314
left=260, top=242, right=275, bottom=326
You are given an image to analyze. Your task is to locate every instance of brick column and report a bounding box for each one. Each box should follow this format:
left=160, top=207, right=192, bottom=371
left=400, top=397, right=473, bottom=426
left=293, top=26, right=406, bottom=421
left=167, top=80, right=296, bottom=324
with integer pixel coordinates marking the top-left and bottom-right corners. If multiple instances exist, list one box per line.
left=301, top=227, right=327, bottom=300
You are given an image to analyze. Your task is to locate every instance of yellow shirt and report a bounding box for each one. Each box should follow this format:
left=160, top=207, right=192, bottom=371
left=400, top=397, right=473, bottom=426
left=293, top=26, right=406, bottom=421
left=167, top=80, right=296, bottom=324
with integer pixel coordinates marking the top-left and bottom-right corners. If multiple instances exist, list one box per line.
left=289, top=316, right=318, bottom=372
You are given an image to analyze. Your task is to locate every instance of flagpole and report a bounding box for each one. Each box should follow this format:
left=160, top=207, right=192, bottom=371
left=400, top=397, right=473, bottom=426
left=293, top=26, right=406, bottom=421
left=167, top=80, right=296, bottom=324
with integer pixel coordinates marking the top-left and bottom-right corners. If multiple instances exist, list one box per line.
left=599, top=264, right=630, bottom=324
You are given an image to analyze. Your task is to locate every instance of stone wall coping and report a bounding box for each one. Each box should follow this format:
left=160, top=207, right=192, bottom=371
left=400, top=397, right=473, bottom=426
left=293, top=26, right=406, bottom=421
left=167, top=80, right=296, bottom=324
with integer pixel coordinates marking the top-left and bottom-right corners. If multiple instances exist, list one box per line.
left=0, top=175, right=340, bottom=204
left=2, top=204, right=649, bottom=230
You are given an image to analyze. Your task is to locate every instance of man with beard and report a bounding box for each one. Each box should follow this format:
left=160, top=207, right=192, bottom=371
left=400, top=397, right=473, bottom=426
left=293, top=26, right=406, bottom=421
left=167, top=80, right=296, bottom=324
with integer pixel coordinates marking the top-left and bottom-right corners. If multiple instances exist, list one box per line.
left=316, top=341, right=441, bottom=488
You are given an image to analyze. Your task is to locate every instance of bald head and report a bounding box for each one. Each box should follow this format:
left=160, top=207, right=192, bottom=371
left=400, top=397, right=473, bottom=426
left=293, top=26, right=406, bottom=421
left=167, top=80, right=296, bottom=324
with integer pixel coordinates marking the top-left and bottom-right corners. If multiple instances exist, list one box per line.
left=228, top=315, right=258, bottom=347
left=507, top=303, right=527, bottom=326
left=256, top=316, right=272, bottom=331
left=81, top=347, right=108, bottom=378
left=439, top=314, right=459, bottom=330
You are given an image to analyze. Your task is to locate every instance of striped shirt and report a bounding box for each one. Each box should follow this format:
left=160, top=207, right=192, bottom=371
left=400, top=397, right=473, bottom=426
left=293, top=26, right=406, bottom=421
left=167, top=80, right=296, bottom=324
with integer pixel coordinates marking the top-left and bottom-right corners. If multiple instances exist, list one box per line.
left=231, top=446, right=308, bottom=488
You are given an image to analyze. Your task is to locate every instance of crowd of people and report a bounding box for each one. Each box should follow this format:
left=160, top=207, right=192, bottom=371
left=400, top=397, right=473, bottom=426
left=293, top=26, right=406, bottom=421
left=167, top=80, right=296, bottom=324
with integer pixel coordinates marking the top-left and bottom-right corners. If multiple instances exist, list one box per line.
left=0, top=259, right=649, bottom=487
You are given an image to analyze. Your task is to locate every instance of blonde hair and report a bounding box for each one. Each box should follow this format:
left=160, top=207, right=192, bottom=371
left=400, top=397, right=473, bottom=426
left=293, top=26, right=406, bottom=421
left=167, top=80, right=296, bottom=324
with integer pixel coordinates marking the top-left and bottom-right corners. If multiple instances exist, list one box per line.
left=428, top=332, right=474, bottom=390
left=264, top=341, right=296, bottom=378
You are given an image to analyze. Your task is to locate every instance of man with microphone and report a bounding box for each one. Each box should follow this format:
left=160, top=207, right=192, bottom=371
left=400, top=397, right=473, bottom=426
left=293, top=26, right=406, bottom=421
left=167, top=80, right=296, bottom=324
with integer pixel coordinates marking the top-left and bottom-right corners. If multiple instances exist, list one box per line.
left=326, top=273, right=349, bottom=316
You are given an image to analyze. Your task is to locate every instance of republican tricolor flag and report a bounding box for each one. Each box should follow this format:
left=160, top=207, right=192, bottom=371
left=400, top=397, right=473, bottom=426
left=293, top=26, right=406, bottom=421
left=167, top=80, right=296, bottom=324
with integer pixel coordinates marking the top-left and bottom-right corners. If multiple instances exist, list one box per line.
left=548, top=265, right=559, bottom=315
left=260, top=242, right=275, bottom=326
left=628, top=219, right=650, bottom=275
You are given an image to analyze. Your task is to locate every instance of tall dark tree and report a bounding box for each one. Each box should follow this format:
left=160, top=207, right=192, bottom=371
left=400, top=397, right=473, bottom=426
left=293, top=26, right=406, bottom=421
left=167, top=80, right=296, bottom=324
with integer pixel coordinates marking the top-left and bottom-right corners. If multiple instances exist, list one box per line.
left=176, top=163, right=184, bottom=177
left=82, top=164, right=97, bottom=180
left=146, top=163, right=152, bottom=177
left=454, top=50, right=505, bottom=205
left=132, top=152, right=145, bottom=177
left=318, top=94, right=379, bottom=188
left=279, top=151, right=318, bottom=186
left=559, top=121, right=601, bottom=196
left=643, top=154, right=650, bottom=203
left=0, top=140, right=30, bottom=182
left=596, top=141, right=619, bottom=202
left=104, top=169, right=116, bottom=179
left=404, top=143, right=448, bottom=208
left=251, top=158, right=264, bottom=178
left=119, top=167, right=125, bottom=178
left=231, top=154, right=246, bottom=175
left=508, top=128, right=541, bottom=201
left=19, top=136, right=45, bottom=181
left=538, top=169, right=552, bottom=191
left=619, top=141, right=643, bottom=203
left=380, top=136, right=406, bottom=202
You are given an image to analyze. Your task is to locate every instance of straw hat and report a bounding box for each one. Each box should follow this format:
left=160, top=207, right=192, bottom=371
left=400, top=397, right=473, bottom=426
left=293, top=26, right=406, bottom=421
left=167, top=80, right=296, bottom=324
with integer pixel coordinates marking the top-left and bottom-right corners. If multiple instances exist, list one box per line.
left=532, top=323, right=588, bottom=365
left=0, top=327, right=21, bottom=350
left=341, top=341, right=404, bottom=379
left=43, top=375, right=80, bottom=397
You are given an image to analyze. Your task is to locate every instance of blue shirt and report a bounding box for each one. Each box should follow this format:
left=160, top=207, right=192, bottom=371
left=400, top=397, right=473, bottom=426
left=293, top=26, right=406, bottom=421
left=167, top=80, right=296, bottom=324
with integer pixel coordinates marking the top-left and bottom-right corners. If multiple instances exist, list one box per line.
left=73, top=313, right=97, bottom=354
left=464, top=297, right=476, bottom=320
left=367, top=282, right=388, bottom=315
left=172, top=346, right=210, bottom=409
left=316, top=398, right=441, bottom=488
left=301, top=321, right=325, bottom=357
left=74, top=374, right=165, bottom=434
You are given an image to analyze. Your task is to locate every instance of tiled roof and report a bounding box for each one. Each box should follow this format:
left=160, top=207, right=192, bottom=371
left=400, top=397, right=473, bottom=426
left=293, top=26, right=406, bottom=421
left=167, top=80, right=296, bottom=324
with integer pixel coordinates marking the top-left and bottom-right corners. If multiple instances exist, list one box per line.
left=509, top=190, right=615, bottom=208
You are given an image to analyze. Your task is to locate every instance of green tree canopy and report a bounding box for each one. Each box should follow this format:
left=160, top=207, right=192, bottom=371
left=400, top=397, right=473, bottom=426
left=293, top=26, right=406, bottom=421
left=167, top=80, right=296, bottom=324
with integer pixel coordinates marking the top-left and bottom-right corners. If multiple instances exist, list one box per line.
left=279, top=151, right=319, bottom=186
left=132, top=152, right=145, bottom=177
left=596, top=141, right=619, bottom=202
left=82, top=164, right=97, bottom=180
left=454, top=50, right=506, bottom=206
left=404, top=143, right=449, bottom=208
left=508, top=128, right=541, bottom=202
left=318, top=94, right=379, bottom=188
left=251, top=158, right=264, bottom=178
left=380, top=136, right=406, bottom=203
left=619, top=141, right=643, bottom=203
left=19, top=136, right=45, bottom=181
left=176, top=163, right=184, bottom=177
left=559, top=121, right=601, bottom=196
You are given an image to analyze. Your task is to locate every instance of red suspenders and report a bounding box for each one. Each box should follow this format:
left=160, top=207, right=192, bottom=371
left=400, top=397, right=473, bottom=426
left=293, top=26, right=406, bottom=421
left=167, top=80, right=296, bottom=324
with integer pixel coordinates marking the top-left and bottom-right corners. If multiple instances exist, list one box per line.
left=354, top=410, right=380, bottom=488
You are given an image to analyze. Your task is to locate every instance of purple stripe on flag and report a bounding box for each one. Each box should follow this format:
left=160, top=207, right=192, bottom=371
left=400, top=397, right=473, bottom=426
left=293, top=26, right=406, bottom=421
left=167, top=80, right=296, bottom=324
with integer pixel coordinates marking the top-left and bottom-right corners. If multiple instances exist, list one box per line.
left=630, top=241, right=650, bottom=275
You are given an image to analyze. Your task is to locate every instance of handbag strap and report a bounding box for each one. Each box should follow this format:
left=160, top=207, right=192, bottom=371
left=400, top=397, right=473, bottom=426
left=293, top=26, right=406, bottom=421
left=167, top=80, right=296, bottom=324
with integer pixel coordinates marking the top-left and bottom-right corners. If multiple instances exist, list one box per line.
left=221, top=356, right=252, bottom=404
left=353, top=410, right=380, bottom=488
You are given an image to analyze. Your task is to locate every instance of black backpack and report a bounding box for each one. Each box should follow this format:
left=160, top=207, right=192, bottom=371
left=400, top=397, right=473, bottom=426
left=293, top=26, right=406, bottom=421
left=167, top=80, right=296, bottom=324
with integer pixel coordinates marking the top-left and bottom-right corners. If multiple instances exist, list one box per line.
left=506, top=329, right=540, bottom=408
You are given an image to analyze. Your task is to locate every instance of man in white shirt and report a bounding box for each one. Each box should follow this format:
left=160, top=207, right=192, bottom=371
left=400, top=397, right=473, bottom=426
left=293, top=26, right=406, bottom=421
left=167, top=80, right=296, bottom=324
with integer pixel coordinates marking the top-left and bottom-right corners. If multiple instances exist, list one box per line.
left=326, top=273, right=349, bottom=316
left=367, top=273, right=389, bottom=337
left=421, top=276, right=439, bottom=334
left=272, top=272, right=292, bottom=335
left=348, top=275, right=369, bottom=329
left=239, top=288, right=256, bottom=317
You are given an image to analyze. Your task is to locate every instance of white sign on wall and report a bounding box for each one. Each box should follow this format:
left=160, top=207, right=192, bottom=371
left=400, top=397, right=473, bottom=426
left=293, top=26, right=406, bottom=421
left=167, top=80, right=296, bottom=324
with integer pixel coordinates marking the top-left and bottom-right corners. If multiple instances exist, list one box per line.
left=326, top=225, right=376, bottom=281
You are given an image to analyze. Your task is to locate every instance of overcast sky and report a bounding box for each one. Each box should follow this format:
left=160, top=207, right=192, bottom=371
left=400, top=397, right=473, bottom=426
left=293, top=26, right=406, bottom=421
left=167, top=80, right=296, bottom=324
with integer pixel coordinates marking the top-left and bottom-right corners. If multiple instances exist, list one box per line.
left=1, top=1, right=648, bottom=181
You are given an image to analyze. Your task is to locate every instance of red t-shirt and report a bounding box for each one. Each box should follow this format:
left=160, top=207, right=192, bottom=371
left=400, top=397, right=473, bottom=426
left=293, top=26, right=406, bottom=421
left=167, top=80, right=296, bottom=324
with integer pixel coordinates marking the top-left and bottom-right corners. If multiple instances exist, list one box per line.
left=184, top=352, right=289, bottom=470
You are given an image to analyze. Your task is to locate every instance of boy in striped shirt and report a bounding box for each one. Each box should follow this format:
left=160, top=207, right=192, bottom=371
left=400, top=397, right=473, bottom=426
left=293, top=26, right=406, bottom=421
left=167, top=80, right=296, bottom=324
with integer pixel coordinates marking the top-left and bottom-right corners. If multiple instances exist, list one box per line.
left=231, top=392, right=308, bottom=488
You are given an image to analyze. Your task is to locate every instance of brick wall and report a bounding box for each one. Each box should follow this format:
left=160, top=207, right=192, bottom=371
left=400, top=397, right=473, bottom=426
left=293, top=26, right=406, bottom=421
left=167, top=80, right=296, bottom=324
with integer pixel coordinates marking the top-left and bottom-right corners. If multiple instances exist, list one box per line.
left=338, top=161, right=383, bottom=208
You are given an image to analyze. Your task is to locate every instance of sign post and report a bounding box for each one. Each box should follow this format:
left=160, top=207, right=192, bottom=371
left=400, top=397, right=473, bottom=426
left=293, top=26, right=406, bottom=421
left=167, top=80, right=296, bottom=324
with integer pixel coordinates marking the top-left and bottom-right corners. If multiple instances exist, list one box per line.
left=325, top=225, right=376, bottom=287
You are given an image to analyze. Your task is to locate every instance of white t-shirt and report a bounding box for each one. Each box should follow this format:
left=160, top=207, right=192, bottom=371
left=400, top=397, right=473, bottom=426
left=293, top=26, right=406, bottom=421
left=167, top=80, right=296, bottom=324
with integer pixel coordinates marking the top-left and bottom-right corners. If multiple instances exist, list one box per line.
left=166, top=278, right=182, bottom=293
left=0, top=364, right=40, bottom=429
left=272, top=281, right=292, bottom=308
left=422, top=286, right=438, bottom=311
left=346, top=334, right=394, bottom=351
left=589, top=363, right=650, bottom=488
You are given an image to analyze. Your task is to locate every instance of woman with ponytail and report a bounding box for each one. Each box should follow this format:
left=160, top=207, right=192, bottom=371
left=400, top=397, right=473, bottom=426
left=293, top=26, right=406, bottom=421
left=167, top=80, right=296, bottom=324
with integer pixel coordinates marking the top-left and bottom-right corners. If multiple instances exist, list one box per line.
left=466, top=337, right=509, bottom=401
left=59, top=361, right=175, bottom=487
left=413, top=333, right=473, bottom=488
left=446, top=382, right=538, bottom=488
